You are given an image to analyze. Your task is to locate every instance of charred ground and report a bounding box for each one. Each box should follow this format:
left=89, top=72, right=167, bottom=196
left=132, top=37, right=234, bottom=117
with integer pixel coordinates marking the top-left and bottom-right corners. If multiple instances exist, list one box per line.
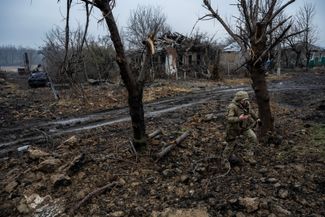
left=0, top=70, right=324, bottom=217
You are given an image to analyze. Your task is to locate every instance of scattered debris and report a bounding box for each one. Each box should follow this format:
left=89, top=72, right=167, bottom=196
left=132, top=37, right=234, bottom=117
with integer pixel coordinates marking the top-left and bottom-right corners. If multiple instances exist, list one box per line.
left=70, top=181, right=119, bottom=215
left=156, top=131, right=190, bottom=161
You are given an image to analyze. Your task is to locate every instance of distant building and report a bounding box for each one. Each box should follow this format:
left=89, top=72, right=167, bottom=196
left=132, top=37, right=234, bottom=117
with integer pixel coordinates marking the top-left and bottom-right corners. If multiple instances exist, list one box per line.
left=281, top=43, right=325, bottom=68
left=220, top=42, right=245, bottom=75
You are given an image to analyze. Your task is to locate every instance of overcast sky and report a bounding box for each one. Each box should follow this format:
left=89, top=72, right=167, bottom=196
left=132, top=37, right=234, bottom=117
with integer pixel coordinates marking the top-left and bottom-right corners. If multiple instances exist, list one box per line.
left=1, top=0, right=324, bottom=49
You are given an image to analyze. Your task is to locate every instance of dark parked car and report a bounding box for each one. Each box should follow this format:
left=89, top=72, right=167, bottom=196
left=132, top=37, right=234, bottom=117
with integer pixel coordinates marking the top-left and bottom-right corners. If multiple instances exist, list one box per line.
left=28, top=71, right=49, bottom=88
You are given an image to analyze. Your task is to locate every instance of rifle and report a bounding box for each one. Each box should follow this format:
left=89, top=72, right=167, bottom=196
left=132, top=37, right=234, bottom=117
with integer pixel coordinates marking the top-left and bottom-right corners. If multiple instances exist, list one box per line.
left=240, top=107, right=261, bottom=129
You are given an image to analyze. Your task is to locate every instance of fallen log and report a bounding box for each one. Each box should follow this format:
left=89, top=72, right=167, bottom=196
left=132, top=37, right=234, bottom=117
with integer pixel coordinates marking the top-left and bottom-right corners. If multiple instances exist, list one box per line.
left=156, top=131, right=190, bottom=161
left=175, top=131, right=190, bottom=144
left=148, top=129, right=162, bottom=139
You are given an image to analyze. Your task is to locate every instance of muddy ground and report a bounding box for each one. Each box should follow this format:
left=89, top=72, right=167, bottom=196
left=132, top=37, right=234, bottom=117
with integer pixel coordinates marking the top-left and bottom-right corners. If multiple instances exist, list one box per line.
left=0, top=70, right=324, bottom=217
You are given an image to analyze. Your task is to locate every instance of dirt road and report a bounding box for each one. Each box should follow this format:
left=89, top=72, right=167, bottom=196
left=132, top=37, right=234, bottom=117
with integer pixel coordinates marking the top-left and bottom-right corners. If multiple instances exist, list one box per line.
left=1, top=72, right=325, bottom=156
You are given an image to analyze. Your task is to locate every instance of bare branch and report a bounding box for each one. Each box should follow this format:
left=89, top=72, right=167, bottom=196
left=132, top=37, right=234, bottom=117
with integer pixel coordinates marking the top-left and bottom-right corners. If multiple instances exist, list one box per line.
left=192, top=15, right=215, bottom=36
left=80, top=0, right=98, bottom=7
left=267, top=16, right=292, bottom=35
left=202, top=0, right=244, bottom=50
left=267, top=0, right=295, bottom=25
left=253, top=24, right=292, bottom=66
left=240, top=0, right=252, bottom=34
left=126, top=5, right=169, bottom=49
left=261, top=0, right=277, bottom=24
left=70, top=182, right=119, bottom=214
left=62, top=0, right=72, bottom=71
left=282, top=29, right=305, bottom=42
left=252, top=0, right=259, bottom=28
left=79, top=1, right=91, bottom=52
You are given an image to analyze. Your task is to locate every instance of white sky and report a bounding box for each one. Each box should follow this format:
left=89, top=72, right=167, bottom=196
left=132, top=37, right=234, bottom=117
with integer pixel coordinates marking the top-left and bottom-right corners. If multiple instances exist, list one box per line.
left=0, top=0, right=324, bottom=49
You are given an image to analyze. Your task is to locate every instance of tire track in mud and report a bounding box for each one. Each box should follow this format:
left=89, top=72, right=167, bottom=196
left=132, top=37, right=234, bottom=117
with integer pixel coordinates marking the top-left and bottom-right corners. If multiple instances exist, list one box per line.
left=0, top=86, right=246, bottom=155
left=1, top=74, right=325, bottom=156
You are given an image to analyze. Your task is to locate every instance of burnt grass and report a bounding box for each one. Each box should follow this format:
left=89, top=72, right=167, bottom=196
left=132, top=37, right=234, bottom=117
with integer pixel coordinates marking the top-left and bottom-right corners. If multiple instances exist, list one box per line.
left=0, top=70, right=325, bottom=217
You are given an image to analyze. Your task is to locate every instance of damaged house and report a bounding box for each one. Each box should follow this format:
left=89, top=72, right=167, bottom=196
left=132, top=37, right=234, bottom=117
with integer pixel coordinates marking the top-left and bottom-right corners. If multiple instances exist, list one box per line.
left=129, top=32, right=221, bottom=80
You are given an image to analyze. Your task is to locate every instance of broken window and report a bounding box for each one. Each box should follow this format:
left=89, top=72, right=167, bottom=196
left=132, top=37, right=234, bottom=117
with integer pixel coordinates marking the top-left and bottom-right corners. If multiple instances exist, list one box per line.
left=197, top=54, right=201, bottom=65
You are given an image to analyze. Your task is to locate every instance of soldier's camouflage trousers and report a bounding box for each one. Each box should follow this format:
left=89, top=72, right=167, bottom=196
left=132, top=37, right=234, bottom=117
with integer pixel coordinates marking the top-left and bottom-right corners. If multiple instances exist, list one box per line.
left=223, top=129, right=257, bottom=160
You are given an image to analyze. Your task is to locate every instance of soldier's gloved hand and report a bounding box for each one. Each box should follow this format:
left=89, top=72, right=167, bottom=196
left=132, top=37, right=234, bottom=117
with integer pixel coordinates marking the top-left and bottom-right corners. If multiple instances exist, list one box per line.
left=239, top=114, right=249, bottom=121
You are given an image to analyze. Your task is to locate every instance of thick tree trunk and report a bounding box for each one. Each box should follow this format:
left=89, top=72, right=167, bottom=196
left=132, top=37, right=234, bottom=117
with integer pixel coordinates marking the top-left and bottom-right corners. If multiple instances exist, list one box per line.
left=250, top=62, right=274, bottom=138
left=97, top=1, right=147, bottom=150
left=128, top=89, right=147, bottom=150
left=250, top=23, right=274, bottom=139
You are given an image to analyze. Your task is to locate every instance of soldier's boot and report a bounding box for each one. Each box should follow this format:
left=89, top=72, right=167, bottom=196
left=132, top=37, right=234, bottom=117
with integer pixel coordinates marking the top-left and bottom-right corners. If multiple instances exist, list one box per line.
left=229, top=154, right=242, bottom=166
left=222, top=141, right=236, bottom=169
left=243, top=151, right=256, bottom=165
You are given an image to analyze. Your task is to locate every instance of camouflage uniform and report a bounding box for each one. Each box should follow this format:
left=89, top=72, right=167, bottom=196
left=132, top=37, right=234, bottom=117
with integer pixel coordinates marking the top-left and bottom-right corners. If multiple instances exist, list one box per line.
left=223, top=91, right=259, bottom=163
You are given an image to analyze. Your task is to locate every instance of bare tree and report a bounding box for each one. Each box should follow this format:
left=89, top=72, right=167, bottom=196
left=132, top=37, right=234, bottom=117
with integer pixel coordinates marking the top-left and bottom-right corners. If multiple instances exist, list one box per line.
left=68, top=0, right=154, bottom=150
left=84, top=36, right=118, bottom=82
left=42, top=27, right=86, bottom=82
left=41, top=27, right=66, bottom=82
left=62, top=0, right=73, bottom=76
left=42, top=27, right=118, bottom=83
left=126, top=5, right=170, bottom=49
left=296, top=2, right=317, bottom=68
left=202, top=0, right=302, bottom=137
left=283, top=20, right=303, bottom=68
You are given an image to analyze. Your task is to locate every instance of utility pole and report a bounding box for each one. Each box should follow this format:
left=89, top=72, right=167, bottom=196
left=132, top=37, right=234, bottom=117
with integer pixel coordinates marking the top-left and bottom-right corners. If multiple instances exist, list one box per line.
left=277, top=43, right=281, bottom=76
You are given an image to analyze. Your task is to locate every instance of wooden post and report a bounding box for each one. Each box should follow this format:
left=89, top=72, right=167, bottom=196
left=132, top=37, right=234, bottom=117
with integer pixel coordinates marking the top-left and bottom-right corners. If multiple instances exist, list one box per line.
left=24, top=52, right=30, bottom=74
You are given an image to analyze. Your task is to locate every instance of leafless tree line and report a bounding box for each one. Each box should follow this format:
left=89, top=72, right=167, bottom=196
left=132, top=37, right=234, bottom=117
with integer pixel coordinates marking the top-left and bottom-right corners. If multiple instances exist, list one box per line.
left=0, top=46, right=42, bottom=67
left=283, top=2, right=317, bottom=68
left=41, top=27, right=118, bottom=84
left=126, top=5, right=171, bottom=49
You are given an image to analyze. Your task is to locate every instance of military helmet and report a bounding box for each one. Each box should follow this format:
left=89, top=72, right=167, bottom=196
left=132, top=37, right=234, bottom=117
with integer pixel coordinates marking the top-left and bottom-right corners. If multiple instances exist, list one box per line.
left=234, top=91, right=249, bottom=101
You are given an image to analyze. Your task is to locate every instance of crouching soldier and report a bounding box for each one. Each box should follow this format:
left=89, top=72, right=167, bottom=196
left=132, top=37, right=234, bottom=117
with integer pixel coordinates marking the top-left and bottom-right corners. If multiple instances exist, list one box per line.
left=223, top=91, right=260, bottom=165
